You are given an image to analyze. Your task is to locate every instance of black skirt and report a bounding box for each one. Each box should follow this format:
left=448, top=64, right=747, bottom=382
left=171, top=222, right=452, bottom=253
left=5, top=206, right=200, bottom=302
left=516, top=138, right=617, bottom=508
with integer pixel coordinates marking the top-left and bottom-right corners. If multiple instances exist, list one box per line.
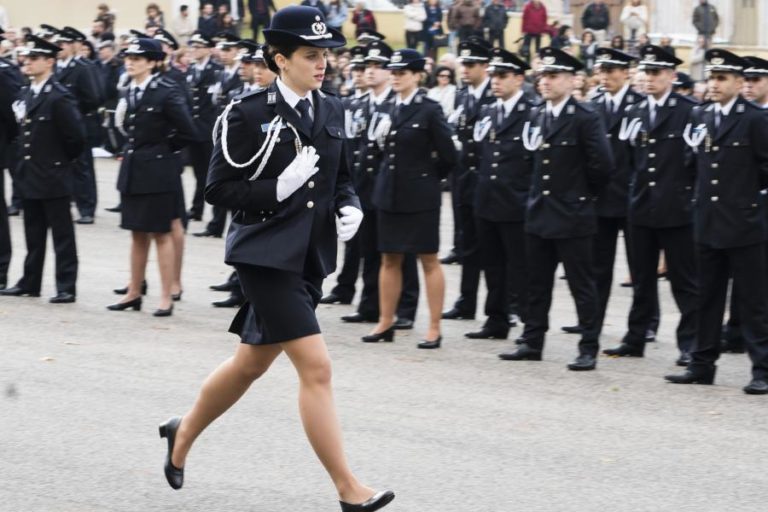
left=378, top=208, right=440, bottom=254
left=120, top=191, right=181, bottom=233
left=229, top=264, right=324, bottom=345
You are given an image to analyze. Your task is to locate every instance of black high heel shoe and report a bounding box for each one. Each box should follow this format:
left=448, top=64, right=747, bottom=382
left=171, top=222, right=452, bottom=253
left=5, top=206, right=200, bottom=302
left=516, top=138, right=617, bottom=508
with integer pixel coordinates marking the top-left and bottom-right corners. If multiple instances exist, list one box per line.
left=417, top=335, right=442, bottom=349
left=158, top=416, right=184, bottom=490
left=153, top=304, right=174, bottom=317
left=113, top=280, right=147, bottom=295
left=361, top=327, right=395, bottom=343
left=340, top=490, right=395, bottom=512
left=171, top=291, right=182, bottom=301
left=106, top=297, right=142, bottom=311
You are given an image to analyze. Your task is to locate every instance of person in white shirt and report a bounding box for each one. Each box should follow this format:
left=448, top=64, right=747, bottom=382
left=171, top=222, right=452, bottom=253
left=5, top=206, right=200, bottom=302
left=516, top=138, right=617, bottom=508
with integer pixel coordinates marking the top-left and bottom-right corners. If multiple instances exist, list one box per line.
left=427, top=65, right=456, bottom=116
left=403, top=0, right=427, bottom=50
left=620, top=0, right=648, bottom=42
left=170, top=4, right=196, bottom=45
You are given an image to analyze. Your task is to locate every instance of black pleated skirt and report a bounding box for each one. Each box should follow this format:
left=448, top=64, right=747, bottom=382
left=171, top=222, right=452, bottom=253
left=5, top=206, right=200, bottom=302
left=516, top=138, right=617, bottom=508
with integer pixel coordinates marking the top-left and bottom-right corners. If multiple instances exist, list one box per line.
left=378, top=208, right=440, bottom=254
left=229, top=264, right=324, bottom=345
left=120, top=191, right=181, bottom=233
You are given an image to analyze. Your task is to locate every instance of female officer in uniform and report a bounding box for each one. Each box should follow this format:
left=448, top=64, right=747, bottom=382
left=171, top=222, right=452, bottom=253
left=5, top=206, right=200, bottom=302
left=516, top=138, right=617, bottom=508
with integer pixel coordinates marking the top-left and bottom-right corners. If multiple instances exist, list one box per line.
left=157, top=7, right=395, bottom=512
left=106, top=38, right=197, bottom=316
left=363, top=48, right=457, bottom=348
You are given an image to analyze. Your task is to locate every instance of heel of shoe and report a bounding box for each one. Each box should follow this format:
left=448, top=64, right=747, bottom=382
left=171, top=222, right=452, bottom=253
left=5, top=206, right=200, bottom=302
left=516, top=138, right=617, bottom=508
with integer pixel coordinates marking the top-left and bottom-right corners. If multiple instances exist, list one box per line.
left=382, top=328, right=394, bottom=342
left=159, top=423, right=168, bottom=438
left=133, top=301, right=142, bottom=311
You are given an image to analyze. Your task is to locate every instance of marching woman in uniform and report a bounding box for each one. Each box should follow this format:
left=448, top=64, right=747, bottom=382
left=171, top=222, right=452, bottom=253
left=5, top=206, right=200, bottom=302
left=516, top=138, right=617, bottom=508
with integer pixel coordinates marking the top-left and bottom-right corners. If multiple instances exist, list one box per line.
left=157, top=7, right=395, bottom=511
left=363, top=48, right=457, bottom=348
left=106, top=38, right=197, bottom=316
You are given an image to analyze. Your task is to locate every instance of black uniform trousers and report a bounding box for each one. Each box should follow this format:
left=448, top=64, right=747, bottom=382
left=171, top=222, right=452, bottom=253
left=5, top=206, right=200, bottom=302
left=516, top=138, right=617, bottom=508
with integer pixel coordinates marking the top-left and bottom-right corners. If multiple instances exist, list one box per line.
left=0, top=166, right=10, bottom=284
left=190, top=140, right=214, bottom=216
left=74, top=113, right=100, bottom=217
left=453, top=203, right=481, bottom=314
left=206, top=206, right=230, bottom=236
left=330, top=232, right=361, bottom=302
left=692, top=242, right=768, bottom=380
left=357, top=208, right=419, bottom=320
left=624, top=224, right=697, bottom=351
left=522, top=234, right=600, bottom=355
left=5, top=139, right=22, bottom=209
left=17, top=197, right=78, bottom=295
left=476, top=217, right=527, bottom=331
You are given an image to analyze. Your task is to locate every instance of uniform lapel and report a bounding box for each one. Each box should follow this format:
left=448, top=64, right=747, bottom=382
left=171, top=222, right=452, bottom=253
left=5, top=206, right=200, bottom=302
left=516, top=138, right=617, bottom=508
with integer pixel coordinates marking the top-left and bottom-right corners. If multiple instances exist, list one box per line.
left=713, top=98, right=742, bottom=142
left=545, top=97, right=574, bottom=141
left=499, top=101, right=525, bottom=134
left=26, top=80, right=50, bottom=115
left=650, top=95, right=673, bottom=133
left=271, top=83, right=312, bottom=139
left=311, top=89, right=329, bottom=139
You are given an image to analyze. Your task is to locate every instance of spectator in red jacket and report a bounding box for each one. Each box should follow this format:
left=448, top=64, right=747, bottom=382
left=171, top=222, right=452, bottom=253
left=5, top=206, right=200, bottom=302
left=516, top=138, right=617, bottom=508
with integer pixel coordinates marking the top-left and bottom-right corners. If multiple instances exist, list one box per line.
left=351, top=1, right=377, bottom=38
left=521, top=0, right=548, bottom=61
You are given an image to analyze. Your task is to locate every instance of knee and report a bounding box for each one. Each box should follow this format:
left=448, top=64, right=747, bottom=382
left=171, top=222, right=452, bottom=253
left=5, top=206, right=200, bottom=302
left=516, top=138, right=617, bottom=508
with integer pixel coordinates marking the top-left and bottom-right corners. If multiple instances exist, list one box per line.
left=236, top=360, right=270, bottom=382
left=301, top=356, right=333, bottom=387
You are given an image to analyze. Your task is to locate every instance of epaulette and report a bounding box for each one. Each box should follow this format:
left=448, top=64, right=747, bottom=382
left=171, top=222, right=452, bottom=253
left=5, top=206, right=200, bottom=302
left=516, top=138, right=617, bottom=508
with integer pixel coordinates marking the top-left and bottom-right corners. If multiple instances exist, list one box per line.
left=237, top=87, right=267, bottom=102
left=737, top=99, right=759, bottom=113
left=72, top=58, right=87, bottom=67
left=574, top=101, right=596, bottom=113
left=155, top=77, right=177, bottom=88
left=677, top=94, right=698, bottom=105
left=52, top=82, right=70, bottom=94
left=416, top=91, right=437, bottom=105
left=320, top=87, right=337, bottom=97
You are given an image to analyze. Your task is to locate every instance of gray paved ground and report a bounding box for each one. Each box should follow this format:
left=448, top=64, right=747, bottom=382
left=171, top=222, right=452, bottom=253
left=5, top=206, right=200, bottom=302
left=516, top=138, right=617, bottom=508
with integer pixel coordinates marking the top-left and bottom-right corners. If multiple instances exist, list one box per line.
left=1, top=159, right=766, bottom=512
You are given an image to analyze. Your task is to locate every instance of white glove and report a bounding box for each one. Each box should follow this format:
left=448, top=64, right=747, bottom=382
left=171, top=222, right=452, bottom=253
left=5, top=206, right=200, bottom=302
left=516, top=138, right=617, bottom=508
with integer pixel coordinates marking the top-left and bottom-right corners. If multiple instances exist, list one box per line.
left=447, top=104, right=464, bottom=126
left=12, top=100, right=26, bottom=124
left=276, top=146, right=320, bottom=202
left=114, top=98, right=127, bottom=136
left=335, top=206, right=363, bottom=242
left=452, top=134, right=463, bottom=152
left=373, top=116, right=392, bottom=150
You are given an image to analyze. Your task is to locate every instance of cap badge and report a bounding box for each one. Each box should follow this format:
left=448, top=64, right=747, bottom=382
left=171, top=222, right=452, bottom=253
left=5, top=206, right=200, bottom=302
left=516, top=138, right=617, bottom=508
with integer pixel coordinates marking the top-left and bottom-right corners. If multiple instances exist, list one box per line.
left=711, top=57, right=724, bottom=65
left=312, top=16, right=327, bottom=36
left=391, top=53, right=402, bottom=63
left=127, top=43, right=141, bottom=53
left=543, top=56, right=555, bottom=65
left=492, top=56, right=503, bottom=63
left=461, top=49, right=471, bottom=57
left=369, top=48, right=380, bottom=57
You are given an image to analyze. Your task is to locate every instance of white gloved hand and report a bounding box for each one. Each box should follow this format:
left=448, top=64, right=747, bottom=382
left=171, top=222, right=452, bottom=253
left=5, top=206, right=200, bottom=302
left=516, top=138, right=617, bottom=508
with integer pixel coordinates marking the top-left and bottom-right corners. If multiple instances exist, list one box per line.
left=373, top=116, right=392, bottom=150
left=11, top=100, right=26, bottom=124
left=114, top=98, right=127, bottom=135
left=452, top=134, right=463, bottom=152
left=335, top=205, right=364, bottom=242
left=276, top=146, right=320, bottom=202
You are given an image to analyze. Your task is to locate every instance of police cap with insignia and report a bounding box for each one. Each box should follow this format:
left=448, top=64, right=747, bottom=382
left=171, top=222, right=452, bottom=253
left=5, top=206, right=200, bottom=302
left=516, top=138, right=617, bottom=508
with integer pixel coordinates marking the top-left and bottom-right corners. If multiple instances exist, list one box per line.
left=263, top=6, right=346, bottom=48
left=214, top=31, right=240, bottom=49
left=457, top=39, right=491, bottom=63
left=189, top=31, right=214, bottom=48
left=349, top=45, right=366, bottom=69
left=129, top=29, right=150, bottom=41
left=154, top=28, right=179, bottom=51
left=538, top=46, right=584, bottom=73
left=61, top=26, right=87, bottom=42
left=705, top=48, right=748, bottom=75
left=364, top=40, right=393, bottom=63
left=236, top=40, right=265, bottom=63
left=356, top=30, right=386, bottom=44
left=594, top=47, right=635, bottom=69
left=120, top=37, right=165, bottom=61
left=744, top=56, right=768, bottom=78
left=673, top=72, right=694, bottom=89
left=20, top=34, right=61, bottom=57
left=487, top=48, right=530, bottom=75
left=637, top=44, right=683, bottom=70
left=385, top=48, right=426, bottom=72
left=36, top=24, right=59, bottom=40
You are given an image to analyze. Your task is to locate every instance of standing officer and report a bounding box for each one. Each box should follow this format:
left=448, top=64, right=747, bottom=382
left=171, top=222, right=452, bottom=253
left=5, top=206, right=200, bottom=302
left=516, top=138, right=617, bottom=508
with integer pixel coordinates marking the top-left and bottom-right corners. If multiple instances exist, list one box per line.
left=153, top=29, right=189, bottom=92
left=499, top=47, right=613, bottom=371
left=666, top=50, right=768, bottom=395
left=602, top=45, right=699, bottom=366
left=443, top=38, right=495, bottom=321
left=53, top=26, right=104, bottom=225
left=186, top=31, right=223, bottom=221
left=466, top=48, right=532, bottom=340
left=0, top=35, right=85, bottom=303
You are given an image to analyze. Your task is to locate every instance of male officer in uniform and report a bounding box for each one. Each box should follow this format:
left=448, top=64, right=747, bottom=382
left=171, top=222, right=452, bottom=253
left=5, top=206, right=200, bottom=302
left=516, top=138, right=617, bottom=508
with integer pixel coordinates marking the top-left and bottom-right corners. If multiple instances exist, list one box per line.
left=602, top=45, right=699, bottom=366
left=466, top=48, right=532, bottom=340
left=443, top=38, right=495, bottom=321
left=154, top=29, right=189, bottom=93
left=186, top=31, right=223, bottom=221
left=666, top=50, right=768, bottom=395
left=0, top=35, right=86, bottom=303
left=53, top=26, right=104, bottom=225
left=1, top=29, right=25, bottom=220
left=499, top=47, right=613, bottom=371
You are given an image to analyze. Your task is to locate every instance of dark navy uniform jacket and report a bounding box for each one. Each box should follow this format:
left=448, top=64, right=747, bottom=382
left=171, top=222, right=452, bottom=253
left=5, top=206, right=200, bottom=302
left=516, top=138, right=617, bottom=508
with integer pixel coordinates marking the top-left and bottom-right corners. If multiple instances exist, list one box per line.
left=689, top=97, right=768, bottom=248
left=186, top=58, right=224, bottom=139
left=15, top=79, right=86, bottom=199
left=591, top=86, right=644, bottom=218
left=56, top=57, right=103, bottom=114
left=525, top=96, right=614, bottom=239
left=473, top=97, right=534, bottom=223
left=217, top=65, right=243, bottom=113
left=372, top=89, right=457, bottom=213
left=453, top=80, right=496, bottom=206
left=117, top=76, right=197, bottom=195
left=205, top=82, right=360, bottom=277
left=0, top=58, right=22, bottom=146
left=624, top=91, right=697, bottom=228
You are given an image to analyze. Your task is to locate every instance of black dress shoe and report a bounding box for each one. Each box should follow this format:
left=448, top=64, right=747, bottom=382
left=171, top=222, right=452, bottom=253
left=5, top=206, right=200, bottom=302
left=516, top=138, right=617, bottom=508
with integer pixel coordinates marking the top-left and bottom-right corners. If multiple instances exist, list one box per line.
left=0, top=281, right=6, bottom=291
left=187, top=210, right=202, bottom=221
left=465, top=327, right=509, bottom=339
left=721, top=339, right=746, bottom=354
left=665, top=368, right=716, bottom=385
left=393, top=318, right=414, bottom=330
left=114, top=280, right=147, bottom=295
left=341, top=312, right=378, bottom=323
left=417, top=335, right=442, bottom=349
left=602, top=343, right=644, bottom=357
left=361, top=327, right=394, bottom=343
left=7, top=205, right=20, bottom=216
left=439, top=251, right=459, bottom=265
left=320, top=293, right=353, bottom=305
left=107, top=297, right=142, bottom=311
left=153, top=305, right=174, bottom=317
left=212, top=295, right=245, bottom=308
left=159, top=416, right=184, bottom=490
left=645, top=329, right=657, bottom=342
left=104, top=204, right=122, bottom=213
left=49, top=292, right=76, bottom=304
left=499, top=343, right=543, bottom=361
left=441, top=308, right=475, bottom=320
left=339, top=490, right=395, bottom=512
left=209, top=281, right=235, bottom=292
left=676, top=352, right=692, bottom=367
left=508, top=313, right=519, bottom=327
left=172, top=291, right=183, bottom=302
left=743, top=379, right=768, bottom=395
left=192, top=230, right=222, bottom=238
left=0, top=286, right=40, bottom=297
left=561, top=325, right=583, bottom=334
left=567, top=353, right=597, bottom=371
left=75, top=215, right=94, bottom=224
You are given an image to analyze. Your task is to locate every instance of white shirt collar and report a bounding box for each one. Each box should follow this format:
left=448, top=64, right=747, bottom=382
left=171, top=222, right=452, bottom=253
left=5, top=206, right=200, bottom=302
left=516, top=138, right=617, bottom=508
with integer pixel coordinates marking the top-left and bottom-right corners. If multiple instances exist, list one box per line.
left=605, top=82, right=630, bottom=110
left=648, top=88, right=672, bottom=110
left=396, top=88, right=418, bottom=106
left=195, top=56, right=210, bottom=71
left=498, top=90, right=524, bottom=116
left=547, top=95, right=571, bottom=118
left=468, top=77, right=490, bottom=100
left=30, top=77, right=50, bottom=95
left=58, top=56, right=73, bottom=68
left=715, top=96, right=738, bottom=116
left=276, top=77, right=313, bottom=110
left=370, top=86, right=391, bottom=106
left=130, top=73, right=154, bottom=91
left=225, top=63, right=239, bottom=75
left=354, top=88, right=367, bottom=99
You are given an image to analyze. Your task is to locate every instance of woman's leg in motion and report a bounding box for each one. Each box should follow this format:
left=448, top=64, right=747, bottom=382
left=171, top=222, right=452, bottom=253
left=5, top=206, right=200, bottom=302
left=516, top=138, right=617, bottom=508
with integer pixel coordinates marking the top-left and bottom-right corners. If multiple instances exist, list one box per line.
left=153, top=232, right=176, bottom=310
left=373, top=252, right=404, bottom=334
left=172, top=343, right=284, bottom=468
left=122, top=231, right=150, bottom=302
left=281, top=335, right=375, bottom=504
left=170, top=219, right=185, bottom=296
left=420, top=253, right=445, bottom=341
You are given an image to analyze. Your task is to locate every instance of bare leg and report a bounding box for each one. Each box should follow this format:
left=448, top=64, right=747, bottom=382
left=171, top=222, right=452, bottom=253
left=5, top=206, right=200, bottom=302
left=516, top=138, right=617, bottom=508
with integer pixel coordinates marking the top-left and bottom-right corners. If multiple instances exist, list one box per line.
left=153, top=232, right=175, bottom=310
left=172, top=343, right=284, bottom=468
left=170, top=219, right=185, bottom=296
left=120, top=231, right=150, bottom=303
left=420, top=253, right=444, bottom=341
left=371, top=252, right=403, bottom=334
left=281, top=335, right=375, bottom=504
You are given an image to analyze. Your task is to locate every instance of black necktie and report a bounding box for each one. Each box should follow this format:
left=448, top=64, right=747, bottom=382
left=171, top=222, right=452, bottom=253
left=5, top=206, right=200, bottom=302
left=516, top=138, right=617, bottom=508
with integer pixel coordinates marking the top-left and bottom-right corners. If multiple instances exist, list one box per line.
left=295, top=98, right=314, bottom=134
left=129, top=87, right=138, bottom=108
left=467, top=93, right=476, bottom=113
left=715, top=110, right=722, bottom=132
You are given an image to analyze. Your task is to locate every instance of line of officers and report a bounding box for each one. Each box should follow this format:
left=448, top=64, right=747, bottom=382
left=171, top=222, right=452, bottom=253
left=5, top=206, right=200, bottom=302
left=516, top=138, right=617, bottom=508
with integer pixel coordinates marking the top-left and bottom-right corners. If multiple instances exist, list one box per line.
left=329, top=37, right=768, bottom=395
